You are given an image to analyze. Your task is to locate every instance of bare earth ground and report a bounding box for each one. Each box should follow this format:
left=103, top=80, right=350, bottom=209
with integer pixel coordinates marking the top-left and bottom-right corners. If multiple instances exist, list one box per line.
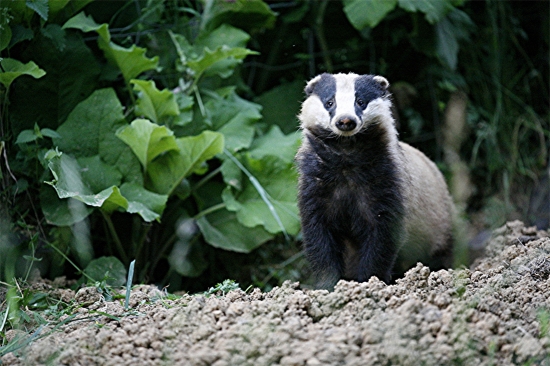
left=2, top=220, right=550, bottom=366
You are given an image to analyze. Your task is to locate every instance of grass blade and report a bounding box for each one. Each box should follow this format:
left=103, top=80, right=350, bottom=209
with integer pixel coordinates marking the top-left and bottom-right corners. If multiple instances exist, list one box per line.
left=124, top=259, right=135, bottom=310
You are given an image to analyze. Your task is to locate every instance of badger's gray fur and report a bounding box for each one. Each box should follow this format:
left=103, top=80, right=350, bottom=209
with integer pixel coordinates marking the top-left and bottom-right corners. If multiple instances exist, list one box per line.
left=296, top=72, right=455, bottom=287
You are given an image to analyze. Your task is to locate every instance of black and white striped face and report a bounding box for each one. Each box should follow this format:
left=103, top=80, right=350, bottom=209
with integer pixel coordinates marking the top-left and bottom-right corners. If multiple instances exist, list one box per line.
left=298, top=73, right=391, bottom=137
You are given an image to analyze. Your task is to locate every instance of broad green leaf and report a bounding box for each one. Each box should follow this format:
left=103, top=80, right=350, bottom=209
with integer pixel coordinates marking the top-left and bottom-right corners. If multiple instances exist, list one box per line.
left=40, top=186, right=93, bottom=226
left=46, top=151, right=92, bottom=197
left=0, top=58, right=46, bottom=89
left=62, top=11, right=105, bottom=33
left=436, top=18, right=458, bottom=70
left=83, top=256, right=127, bottom=286
left=187, top=46, right=257, bottom=79
left=40, top=24, right=66, bottom=51
left=398, top=0, right=453, bottom=24
left=15, top=130, right=38, bottom=144
left=173, top=93, right=194, bottom=127
left=435, top=9, right=473, bottom=69
left=47, top=151, right=166, bottom=221
left=220, top=158, right=242, bottom=190
left=94, top=186, right=128, bottom=214
left=170, top=24, right=255, bottom=81
left=54, top=88, right=143, bottom=185
left=222, top=155, right=300, bottom=235
left=48, top=179, right=126, bottom=212
left=197, top=209, right=273, bottom=253
left=8, top=29, right=100, bottom=136
left=46, top=154, right=121, bottom=213
left=0, top=18, right=11, bottom=51
left=100, top=41, right=159, bottom=83
left=26, top=0, right=49, bottom=21
left=41, top=128, right=60, bottom=139
left=45, top=152, right=125, bottom=210
left=147, top=131, right=224, bottom=195
left=48, top=0, right=71, bottom=18
left=182, top=24, right=255, bottom=80
left=201, top=0, right=276, bottom=33
left=204, top=89, right=261, bottom=152
left=131, top=80, right=180, bottom=123
left=255, top=80, right=303, bottom=134
left=196, top=24, right=250, bottom=50
left=116, top=118, right=179, bottom=171
left=249, top=126, right=301, bottom=165
left=48, top=0, right=92, bottom=18
left=16, top=125, right=60, bottom=141
left=8, top=25, right=34, bottom=49
left=63, top=12, right=159, bottom=83
left=45, top=152, right=163, bottom=221
left=120, top=183, right=168, bottom=222
left=76, top=155, right=123, bottom=194
left=54, top=88, right=123, bottom=158
left=168, top=32, right=195, bottom=67
left=343, top=0, right=397, bottom=30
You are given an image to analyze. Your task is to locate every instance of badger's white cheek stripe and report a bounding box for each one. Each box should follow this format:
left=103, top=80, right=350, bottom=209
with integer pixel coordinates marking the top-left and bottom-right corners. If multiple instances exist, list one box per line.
left=362, top=99, right=393, bottom=127
left=362, top=98, right=401, bottom=159
left=298, top=96, right=331, bottom=130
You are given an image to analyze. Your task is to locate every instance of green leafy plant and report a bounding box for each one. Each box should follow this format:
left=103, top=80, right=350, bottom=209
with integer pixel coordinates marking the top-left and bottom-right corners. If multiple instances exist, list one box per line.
left=1, top=0, right=299, bottom=291
left=204, top=279, right=240, bottom=297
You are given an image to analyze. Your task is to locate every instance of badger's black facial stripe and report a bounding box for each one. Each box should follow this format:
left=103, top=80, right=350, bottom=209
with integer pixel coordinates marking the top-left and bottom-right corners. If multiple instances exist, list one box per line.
left=354, top=75, right=385, bottom=115
left=308, top=73, right=337, bottom=116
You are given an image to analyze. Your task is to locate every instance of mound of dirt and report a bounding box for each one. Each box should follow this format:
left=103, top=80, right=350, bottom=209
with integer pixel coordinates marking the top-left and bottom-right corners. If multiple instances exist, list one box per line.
left=2, top=221, right=550, bottom=365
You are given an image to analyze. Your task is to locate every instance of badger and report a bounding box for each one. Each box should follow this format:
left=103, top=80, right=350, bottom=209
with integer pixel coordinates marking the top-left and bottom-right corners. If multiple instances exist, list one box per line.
left=296, top=72, right=455, bottom=287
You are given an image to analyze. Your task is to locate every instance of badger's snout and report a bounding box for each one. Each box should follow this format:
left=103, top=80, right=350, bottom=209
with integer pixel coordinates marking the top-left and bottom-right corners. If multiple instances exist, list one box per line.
left=335, top=116, right=358, bottom=133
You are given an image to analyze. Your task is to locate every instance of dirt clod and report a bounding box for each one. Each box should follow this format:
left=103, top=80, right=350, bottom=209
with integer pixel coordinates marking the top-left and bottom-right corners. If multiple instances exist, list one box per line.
left=2, top=221, right=550, bottom=365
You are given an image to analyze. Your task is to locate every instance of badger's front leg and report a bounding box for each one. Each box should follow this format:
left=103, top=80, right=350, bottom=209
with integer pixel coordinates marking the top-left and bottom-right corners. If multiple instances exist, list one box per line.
left=301, top=215, right=345, bottom=289
left=355, top=223, right=401, bottom=283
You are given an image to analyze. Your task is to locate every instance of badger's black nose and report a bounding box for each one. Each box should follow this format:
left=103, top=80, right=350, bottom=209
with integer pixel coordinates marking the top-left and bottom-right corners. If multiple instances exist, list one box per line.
left=335, top=117, right=357, bottom=131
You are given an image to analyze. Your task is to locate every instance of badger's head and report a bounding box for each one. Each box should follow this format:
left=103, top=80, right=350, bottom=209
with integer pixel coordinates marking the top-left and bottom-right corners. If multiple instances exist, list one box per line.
left=298, top=73, right=391, bottom=137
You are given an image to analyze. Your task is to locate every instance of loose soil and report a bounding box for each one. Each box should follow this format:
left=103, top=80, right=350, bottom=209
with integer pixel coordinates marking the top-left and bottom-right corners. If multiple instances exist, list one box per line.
left=2, top=220, right=550, bottom=365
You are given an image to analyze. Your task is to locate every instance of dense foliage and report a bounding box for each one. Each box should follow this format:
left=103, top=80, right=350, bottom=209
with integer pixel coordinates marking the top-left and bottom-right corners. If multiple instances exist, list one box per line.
left=0, top=0, right=548, bottom=297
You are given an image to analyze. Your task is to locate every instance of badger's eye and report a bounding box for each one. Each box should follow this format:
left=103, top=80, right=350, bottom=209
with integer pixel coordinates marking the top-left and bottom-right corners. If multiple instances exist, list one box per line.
left=356, top=98, right=365, bottom=107
left=325, top=98, right=335, bottom=109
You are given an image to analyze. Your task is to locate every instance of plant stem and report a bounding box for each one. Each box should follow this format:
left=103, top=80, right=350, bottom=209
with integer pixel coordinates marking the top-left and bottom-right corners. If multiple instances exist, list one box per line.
left=192, top=166, right=222, bottom=193
left=101, top=211, right=129, bottom=264
left=314, top=0, right=333, bottom=73
left=127, top=81, right=137, bottom=107
left=193, top=85, right=206, bottom=117
left=193, top=202, right=226, bottom=220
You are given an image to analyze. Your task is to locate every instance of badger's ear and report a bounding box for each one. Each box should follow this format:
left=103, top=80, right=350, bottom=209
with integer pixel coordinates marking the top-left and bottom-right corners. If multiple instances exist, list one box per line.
left=373, top=75, right=390, bottom=90
left=304, top=74, right=324, bottom=96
